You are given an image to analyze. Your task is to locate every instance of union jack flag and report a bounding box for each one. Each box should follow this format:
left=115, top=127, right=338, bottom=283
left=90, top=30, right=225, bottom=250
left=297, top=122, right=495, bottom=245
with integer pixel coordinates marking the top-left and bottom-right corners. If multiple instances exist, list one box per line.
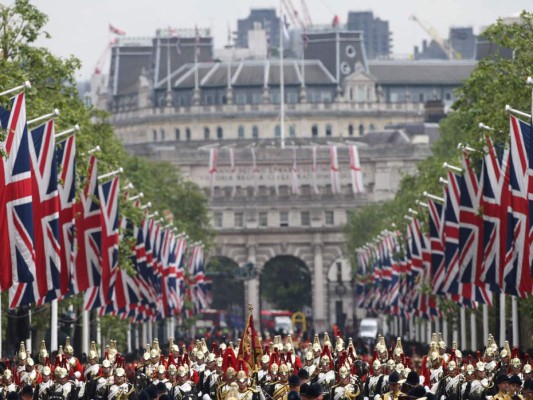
left=504, top=116, right=533, bottom=297
left=442, top=171, right=461, bottom=295
left=74, top=156, right=101, bottom=294
left=428, top=198, right=445, bottom=295
left=458, top=151, right=491, bottom=305
left=28, top=120, right=61, bottom=305
left=56, top=135, right=76, bottom=297
left=0, top=92, right=36, bottom=307
left=187, top=244, right=209, bottom=314
left=99, top=176, right=120, bottom=304
left=481, top=133, right=509, bottom=292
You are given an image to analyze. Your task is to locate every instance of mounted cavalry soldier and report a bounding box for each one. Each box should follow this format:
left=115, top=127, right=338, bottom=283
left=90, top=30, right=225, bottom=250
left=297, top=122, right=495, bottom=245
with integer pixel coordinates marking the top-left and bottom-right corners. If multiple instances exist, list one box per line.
left=312, top=346, right=335, bottom=400
left=108, top=367, right=135, bottom=400
left=330, top=366, right=359, bottom=400
left=172, top=365, right=198, bottom=400
left=84, top=341, right=101, bottom=381
left=34, top=366, right=53, bottom=400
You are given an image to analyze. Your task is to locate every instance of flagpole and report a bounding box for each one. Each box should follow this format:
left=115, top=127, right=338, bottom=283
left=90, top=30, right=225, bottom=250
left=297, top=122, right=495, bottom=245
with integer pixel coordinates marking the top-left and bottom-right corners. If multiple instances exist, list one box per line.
left=51, top=300, right=59, bottom=353
left=82, top=310, right=89, bottom=355
left=499, top=293, right=506, bottom=346
left=511, top=296, right=518, bottom=346
left=279, top=0, right=285, bottom=149
left=0, top=81, right=31, bottom=97
left=442, top=317, right=448, bottom=346
left=27, top=309, right=32, bottom=354
left=96, top=316, right=102, bottom=357
left=460, top=307, right=466, bottom=350
left=470, top=310, right=477, bottom=351
left=483, top=304, right=489, bottom=346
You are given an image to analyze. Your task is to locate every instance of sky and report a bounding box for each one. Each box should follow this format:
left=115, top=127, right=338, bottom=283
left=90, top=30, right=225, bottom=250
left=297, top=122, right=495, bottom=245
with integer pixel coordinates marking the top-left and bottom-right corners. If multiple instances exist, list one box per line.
left=31, top=0, right=531, bottom=80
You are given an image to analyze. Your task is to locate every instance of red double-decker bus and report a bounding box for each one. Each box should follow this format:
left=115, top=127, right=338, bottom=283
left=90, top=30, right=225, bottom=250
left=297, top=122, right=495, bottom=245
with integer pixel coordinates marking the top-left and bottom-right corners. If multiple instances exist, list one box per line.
left=260, top=309, right=292, bottom=334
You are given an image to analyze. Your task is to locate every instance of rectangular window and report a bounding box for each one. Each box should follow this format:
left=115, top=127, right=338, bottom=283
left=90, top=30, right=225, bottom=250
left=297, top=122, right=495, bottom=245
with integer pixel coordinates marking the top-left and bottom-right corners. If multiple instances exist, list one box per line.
left=301, top=211, right=310, bottom=226
left=325, top=211, right=334, bottom=226
left=234, top=212, right=244, bottom=228
left=280, top=211, right=289, bottom=227
left=214, top=212, right=223, bottom=228
left=252, top=93, right=262, bottom=104
left=236, top=93, right=247, bottom=105
left=259, top=212, right=268, bottom=227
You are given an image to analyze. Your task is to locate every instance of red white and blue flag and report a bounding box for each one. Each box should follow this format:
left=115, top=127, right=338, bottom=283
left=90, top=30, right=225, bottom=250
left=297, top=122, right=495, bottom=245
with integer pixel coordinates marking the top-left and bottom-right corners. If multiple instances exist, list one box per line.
left=187, top=244, right=209, bottom=314
left=28, top=120, right=61, bottom=305
left=0, top=92, right=36, bottom=307
left=503, top=116, right=533, bottom=297
left=74, top=156, right=101, bottom=294
left=56, top=135, right=76, bottom=297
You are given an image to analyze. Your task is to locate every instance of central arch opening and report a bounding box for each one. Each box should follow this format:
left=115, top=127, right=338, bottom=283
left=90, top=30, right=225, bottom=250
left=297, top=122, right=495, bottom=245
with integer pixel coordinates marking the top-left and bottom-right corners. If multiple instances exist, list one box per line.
left=260, top=255, right=312, bottom=336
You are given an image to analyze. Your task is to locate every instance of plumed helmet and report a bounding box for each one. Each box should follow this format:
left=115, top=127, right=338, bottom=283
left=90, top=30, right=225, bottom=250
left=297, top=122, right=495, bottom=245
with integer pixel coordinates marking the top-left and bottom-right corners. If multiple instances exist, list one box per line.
left=226, top=366, right=236, bottom=378
left=501, top=341, right=511, bottom=359
left=157, top=365, right=166, bottom=375
left=466, top=363, right=475, bottom=375
left=115, top=367, right=126, bottom=377
left=339, top=366, right=350, bottom=378
left=394, top=338, right=404, bottom=357
left=372, top=359, right=381, bottom=371
left=312, top=334, right=321, bottom=353
left=475, top=361, right=485, bottom=372
left=237, top=370, right=248, bottom=382
left=102, top=359, right=112, bottom=368
left=26, top=358, right=34, bottom=367
left=217, top=357, right=223, bottom=368
left=335, top=337, right=344, bottom=353
left=280, top=364, right=289, bottom=374
left=168, top=364, right=177, bottom=375
left=55, top=367, right=68, bottom=379
left=386, top=359, right=395, bottom=370
left=64, top=337, right=74, bottom=355
left=3, top=369, right=12, bottom=380
left=261, top=354, right=270, bottom=364
left=395, top=363, right=404, bottom=374
left=207, top=353, right=217, bottom=363
left=270, top=363, right=279, bottom=373
left=18, top=341, right=27, bottom=360
left=177, top=366, right=187, bottom=377
left=89, top=341, right=99, bottom=360
left=305, top=351, right=313, bottom=361
left=39, top=340, right=49, bottom=359
left=42, top=366, right=52, bottom=376
left=323, top=332, right=332, bottom=348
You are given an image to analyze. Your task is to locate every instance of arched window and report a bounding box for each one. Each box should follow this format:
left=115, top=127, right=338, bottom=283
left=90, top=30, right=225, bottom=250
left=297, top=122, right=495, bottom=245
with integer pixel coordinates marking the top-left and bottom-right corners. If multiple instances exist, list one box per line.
left=358, top=124, right=365, bottom=136
left=238, top=126, right=245, bottom=139
left=289, top=125, right=296, bottom=137
left=153, top=129, right=158, bottom=141
left=252, top=125, right=259, bottom=139
left=160, top=128, right=165, bottom=141
left=186, top=128, right=191, bottom=141
left=348, top=124, right=354, bottom=136
left=275, top=125, right=281, bottom=137
left=325, top=124, right=332, bottom=137
left=204, top=127, right=210, bottom=140
left=217, top=126, right=223, bottom=139
left=311, top=124, right=318, bottom=137
left=175, top=128, right=180, bottom=141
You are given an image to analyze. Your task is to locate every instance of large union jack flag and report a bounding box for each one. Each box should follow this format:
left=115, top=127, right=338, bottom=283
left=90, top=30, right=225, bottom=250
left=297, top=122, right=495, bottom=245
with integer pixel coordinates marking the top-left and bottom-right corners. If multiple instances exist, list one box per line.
left=56, top=135, right=76, bottom=297
left=481, top=133, right=509, bottom=292
left=28, top=120, right=61, bottom=305
left=0, top=92, right=36, bottom=307
left=74, top=156, right=101, bottom=294
left=503, top=116, right=533, bottom=297
left=187, top=244, right=209, bottom=314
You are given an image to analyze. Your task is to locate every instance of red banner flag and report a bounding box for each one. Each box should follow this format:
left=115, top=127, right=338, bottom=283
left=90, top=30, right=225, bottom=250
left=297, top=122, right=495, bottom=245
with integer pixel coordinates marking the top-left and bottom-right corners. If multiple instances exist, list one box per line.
left=237, top=306, right=263, bottom=373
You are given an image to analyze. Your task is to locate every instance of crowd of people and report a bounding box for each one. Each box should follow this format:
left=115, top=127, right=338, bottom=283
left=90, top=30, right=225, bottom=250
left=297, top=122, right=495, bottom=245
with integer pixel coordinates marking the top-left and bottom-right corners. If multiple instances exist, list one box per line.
left=0, top=332, right=532, bottom=400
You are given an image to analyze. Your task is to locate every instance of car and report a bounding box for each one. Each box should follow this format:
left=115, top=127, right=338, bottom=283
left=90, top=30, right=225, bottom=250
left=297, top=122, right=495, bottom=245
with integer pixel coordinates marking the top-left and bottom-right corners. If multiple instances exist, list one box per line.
left=359, top=318, right=379, bottom=340
left=274, top=316, right=294, bottom=335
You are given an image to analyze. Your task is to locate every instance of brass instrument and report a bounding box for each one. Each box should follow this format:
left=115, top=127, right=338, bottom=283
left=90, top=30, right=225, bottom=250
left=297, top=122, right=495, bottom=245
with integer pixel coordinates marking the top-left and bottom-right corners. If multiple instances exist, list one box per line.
left=116, top=385, right=135, bottom=400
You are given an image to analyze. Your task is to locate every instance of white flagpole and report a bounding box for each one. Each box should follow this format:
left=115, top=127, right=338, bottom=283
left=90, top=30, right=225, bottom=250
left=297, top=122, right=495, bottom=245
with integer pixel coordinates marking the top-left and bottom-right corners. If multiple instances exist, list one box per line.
left=51, top=300, right=59, bottom=353
left=413, top=319, right=418, bottom=342
left=142, top=323, right=147, bottom=348
left=500, top=293, right=506, bottom=346
left=511, top=296, right=519, bottom=346
left=127, top=327, right=132, bottom=353
left=82, top=310, right=89, bottom=355
left=483, top=304, right=489, bottom=345
left=443, top=318, right=448, bottom=346
left=435, top=316, right=440, bottom=334
left=470, top=310, right=477, bottom=351
left=0, top=81, right=31, bottom=97
left=27, top=310, right=32, bottom=354
left=27, top=108, right=60, bottom=126
left=279, top=0, right=285, bottom=149
left=426, top=320, right=432, bottom=344
left=460, top=307, right=466, bottom=350
left=96, top=316, right=102, bottom=357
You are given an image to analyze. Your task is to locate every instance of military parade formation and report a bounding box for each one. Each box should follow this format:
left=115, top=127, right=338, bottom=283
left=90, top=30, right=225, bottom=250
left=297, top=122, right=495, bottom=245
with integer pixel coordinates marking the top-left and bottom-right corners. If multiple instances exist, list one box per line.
left=1, top=331, right=532, bottom=400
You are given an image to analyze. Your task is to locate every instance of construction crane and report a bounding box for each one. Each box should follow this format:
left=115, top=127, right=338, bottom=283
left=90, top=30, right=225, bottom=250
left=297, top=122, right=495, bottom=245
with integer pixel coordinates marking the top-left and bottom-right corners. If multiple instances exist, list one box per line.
left=300, top=0, right=313, bottom=27
left=409, top=15, right=460, bottom=60
left=282, top=0, right=307, bottom=31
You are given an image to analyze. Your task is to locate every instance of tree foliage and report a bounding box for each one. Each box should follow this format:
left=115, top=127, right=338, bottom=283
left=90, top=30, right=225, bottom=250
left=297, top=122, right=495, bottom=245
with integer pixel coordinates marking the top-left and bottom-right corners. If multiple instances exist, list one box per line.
left=0, top=0, right=213, bottom=353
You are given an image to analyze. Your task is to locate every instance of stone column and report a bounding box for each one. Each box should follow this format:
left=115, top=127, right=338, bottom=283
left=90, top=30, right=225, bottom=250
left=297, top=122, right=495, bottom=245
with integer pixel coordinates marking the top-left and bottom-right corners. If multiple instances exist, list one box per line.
left=246, top=244, right=260, bottom=323
left=313, top=234, right=326, bottom=331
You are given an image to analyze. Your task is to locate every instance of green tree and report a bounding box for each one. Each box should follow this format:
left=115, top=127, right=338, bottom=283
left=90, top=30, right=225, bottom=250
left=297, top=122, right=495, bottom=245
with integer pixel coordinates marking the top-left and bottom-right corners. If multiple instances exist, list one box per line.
left=345, top=11, right=533, bottom=345
left=0, top=0, right=213, bottom=354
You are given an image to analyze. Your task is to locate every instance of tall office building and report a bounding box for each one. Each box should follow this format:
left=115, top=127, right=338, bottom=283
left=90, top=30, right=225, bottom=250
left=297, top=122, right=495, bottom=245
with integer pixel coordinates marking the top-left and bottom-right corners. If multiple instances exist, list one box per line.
left=236, top=9, right=280, bottom=50
left=346, top=11, right=391, bottom=59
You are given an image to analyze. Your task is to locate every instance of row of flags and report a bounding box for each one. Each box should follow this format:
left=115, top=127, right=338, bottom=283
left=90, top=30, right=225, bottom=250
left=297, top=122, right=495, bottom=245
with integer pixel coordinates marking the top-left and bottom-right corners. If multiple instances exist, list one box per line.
left=0, top=88, right=210, bottom=321
left=355, top=112, right=533, bottom=318
left=208, top=144, right=364, bottom=196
